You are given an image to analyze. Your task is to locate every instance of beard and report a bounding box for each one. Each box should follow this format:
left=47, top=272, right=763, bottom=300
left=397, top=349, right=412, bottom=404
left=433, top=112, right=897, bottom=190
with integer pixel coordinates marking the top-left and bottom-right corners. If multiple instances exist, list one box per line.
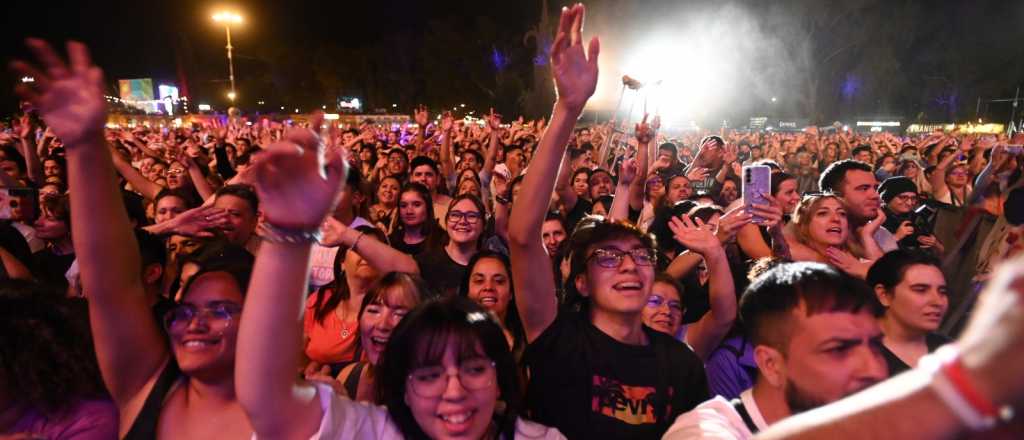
left=783, top=380, right=831, bottom=415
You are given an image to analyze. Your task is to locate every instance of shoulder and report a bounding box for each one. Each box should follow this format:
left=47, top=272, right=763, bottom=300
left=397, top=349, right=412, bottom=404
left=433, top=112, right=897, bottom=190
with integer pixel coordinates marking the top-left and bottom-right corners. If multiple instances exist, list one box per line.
left=310, top=382, right=402, bottom=440
left=512, top=418, right=566, bottom=440
left=662, top=396, right=750, bottom=440
left=650, top=328, right=703, bottom=365
left=525, top=309, right=586, bottom=354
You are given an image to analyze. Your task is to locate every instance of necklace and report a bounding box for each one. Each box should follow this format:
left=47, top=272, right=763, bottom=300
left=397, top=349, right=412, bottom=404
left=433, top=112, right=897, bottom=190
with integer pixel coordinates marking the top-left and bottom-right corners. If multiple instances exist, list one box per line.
left=337, top=304, right=353, bottom=339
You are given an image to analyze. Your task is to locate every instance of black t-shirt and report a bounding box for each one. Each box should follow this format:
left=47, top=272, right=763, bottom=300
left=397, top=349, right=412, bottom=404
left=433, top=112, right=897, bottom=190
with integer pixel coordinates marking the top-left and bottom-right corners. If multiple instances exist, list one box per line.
left=415, top=246, right=469, bottom=298
left=524, top=309, right=709, bottom=439
left=880, top=333, right=951, bottom=376
left=389, top=230, right=427, bottom=256
left=565, top=198, right=593, bottom=232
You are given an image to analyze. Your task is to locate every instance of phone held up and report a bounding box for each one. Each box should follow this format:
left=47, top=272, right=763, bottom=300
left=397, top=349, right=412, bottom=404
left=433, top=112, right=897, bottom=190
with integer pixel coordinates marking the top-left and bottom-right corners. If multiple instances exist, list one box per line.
left=743, top=165, right=771, bottom=224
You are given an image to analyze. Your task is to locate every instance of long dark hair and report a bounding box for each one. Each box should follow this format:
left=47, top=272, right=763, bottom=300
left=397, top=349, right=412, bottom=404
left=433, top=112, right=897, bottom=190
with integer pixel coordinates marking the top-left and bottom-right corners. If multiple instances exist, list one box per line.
left=392, top=182, right=443, bottom=248
left=311, top=225, right=387, bottom=324
left=376, top=296, right=523, bottom=440
left=460, top=250, right=527, bottom=361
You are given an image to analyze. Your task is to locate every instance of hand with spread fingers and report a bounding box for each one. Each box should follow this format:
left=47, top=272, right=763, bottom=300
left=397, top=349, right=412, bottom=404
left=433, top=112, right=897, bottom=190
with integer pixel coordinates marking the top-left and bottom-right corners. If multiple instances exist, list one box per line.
left=669, top=214, right=724, bottom=257
left=10, top=39, right=106, bottom=148
left=550, top=3, right=600, bottom=114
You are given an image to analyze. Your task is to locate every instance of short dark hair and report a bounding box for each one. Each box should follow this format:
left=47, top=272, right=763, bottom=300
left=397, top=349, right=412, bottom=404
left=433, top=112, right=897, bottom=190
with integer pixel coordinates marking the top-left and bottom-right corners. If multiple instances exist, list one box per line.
left=214, top=184, right=259, bottom=215
left=410, top=155, right=440, bottom=175
left=135, top=228, right=167, bottom=270
left=658, top=142, right=678, bottom=157
left=461, top=149, right=484, bottom=166
left=565, top=216, right=656, bottom=309
left=739, top=262, right=879, bottom=350
left=818, top=159, right=873, bottom=194
left=851, top=145, right=872, bottom=158
left=866, top=249, right=942, bottom=292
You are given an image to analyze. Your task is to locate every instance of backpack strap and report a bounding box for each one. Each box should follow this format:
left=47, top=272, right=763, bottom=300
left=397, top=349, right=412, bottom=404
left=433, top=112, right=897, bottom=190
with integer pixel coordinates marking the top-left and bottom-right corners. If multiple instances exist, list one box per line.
left=730, top=398, right=760, bottom=434
left=343, top=362, right=367, bottom=399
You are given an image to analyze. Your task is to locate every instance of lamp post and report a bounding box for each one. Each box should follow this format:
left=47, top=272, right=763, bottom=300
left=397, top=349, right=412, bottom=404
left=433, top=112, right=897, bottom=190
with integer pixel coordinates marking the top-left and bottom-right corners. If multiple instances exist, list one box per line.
left=212, top=11, right=243, bottom=102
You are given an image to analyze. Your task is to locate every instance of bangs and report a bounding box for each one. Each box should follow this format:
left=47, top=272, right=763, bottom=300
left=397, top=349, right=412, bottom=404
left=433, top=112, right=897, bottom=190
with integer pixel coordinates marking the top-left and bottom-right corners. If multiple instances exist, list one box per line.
left=409, top=319, right=488, bottom=369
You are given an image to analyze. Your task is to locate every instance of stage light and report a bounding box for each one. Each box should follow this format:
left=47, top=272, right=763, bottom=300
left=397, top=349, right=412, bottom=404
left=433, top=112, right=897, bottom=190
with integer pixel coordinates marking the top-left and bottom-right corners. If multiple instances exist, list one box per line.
left=198, top=104, right=212, bottom=111
left=20, top=76, right=34, bottom=83
left=227, top=91, right=236, bottom=101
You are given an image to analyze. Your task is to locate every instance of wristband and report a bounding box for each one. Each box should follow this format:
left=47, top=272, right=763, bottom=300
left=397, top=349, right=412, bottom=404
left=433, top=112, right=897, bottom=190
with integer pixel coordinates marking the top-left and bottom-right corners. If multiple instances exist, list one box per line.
left=258, top=221, right=322, bottom=245
left=920, top=345, right=1013, bottom=430
left=351, top=231, right=366, bottom=252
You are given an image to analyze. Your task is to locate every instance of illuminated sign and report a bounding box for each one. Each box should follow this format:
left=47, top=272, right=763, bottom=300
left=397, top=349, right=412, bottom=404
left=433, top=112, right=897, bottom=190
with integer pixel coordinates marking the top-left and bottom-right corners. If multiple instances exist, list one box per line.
left=338, top=97, right=362, bottom=112
left=856, top=121, right=900, bottom=127
left=158, top=85, right=179, bottom=115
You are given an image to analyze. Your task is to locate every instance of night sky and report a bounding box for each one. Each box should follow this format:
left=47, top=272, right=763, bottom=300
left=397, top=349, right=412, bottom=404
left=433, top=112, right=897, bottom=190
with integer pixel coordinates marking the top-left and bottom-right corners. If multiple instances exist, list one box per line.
left=2, top=1, right=1023, bottom=123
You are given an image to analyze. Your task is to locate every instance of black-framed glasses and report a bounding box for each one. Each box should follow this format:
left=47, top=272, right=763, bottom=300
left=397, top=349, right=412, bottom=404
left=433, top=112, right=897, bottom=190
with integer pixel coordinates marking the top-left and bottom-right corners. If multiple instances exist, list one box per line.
left=894, top=194, right=919, bottom=204
left=162, top=302, right=242, bottom=335
left=646, top=294, right=683, bottom=314
left=586, top=247, right=657, bottom=269
left=407, top=357, right=496, bottom=398
left=447, top=210, right=482, bottom=225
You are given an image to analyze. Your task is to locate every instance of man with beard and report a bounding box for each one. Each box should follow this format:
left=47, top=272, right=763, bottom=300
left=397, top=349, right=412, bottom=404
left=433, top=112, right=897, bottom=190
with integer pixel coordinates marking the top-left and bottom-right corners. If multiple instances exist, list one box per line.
left=663, top=262, right=887, bottom=439
left=819, top=160, right=898, bottom=254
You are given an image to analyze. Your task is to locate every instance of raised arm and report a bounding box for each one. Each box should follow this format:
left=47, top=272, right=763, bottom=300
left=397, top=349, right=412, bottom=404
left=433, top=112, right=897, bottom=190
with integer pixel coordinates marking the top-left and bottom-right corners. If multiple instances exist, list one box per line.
left=481, top=109, right=502, bottom=180
left=179, top=153, right=215, bottom=201
left=110, top=145, right=163, bottom=200
left=630, top=115, right=652, bottom=211
left=235, top=115, right=348, bottom=440
left=668, top=215, right=737, bottom=360
left=929, top=148, right=958, bottom=200
left=319, top=216, right=419, bottom=274
left=554, top=149, right=580, bottom=211
left=13, top=39, right=168, bottom=407
left=608, top=158, right=636, bottom=221
left=13, top=114, right=44, bottom=184
left=509, top=4, right=599, bottom=343
left=438, top=112, right=456, bottom=179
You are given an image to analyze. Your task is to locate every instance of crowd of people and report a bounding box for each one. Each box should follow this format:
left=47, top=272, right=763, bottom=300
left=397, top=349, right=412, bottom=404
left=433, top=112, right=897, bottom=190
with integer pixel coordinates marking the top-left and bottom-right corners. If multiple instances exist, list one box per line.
left=3, top=4, right=1024, bottom=440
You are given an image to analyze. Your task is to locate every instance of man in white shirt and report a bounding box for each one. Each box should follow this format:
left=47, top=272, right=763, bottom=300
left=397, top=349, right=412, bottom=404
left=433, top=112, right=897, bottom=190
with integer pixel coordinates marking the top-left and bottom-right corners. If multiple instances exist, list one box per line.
left=663, top=262, right=889, bottom=439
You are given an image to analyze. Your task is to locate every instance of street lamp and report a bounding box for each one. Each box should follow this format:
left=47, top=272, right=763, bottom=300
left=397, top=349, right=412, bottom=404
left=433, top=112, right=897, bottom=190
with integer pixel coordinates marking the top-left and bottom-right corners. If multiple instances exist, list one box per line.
left=212, top=11, right=243, bottom=102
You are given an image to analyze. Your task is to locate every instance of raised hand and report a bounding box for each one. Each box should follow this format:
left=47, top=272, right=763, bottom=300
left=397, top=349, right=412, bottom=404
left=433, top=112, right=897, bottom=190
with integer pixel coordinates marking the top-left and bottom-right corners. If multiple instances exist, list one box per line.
left=668, top=214, right=724, bottom=256
left=651, top=114, right=661, bottom=132
left=162, top=206, right=231, bottom=238
left=714, top=206, right=754, bottom=242
left=413, top=105, right=429, bottom=127
left=11, top=39, right=106, bottom=147
left=550, top=3, right=600, bottom=114
left=12, top=113, right=33, bottom=139
left=440, top=111, right=455, bottom=133
left=485, top=108, right=502, bottom=131
left=686, top=166, right=710, bottom=182
left=635, top=113, right=653, bottom=145
left=618, top=157, right=638, bottom=186
left=249, top=113, right=348, bottom=231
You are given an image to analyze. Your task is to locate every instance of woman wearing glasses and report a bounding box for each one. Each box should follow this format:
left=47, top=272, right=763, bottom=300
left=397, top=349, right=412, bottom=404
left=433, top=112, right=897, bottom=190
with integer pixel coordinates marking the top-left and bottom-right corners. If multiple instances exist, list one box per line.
left=930, top=149, right=972, bottom=207
left=225, top=118, right=560, bottom=438
left=20, top=41, right=256, bottom=438
left=416, top=194, right=488, bottom=298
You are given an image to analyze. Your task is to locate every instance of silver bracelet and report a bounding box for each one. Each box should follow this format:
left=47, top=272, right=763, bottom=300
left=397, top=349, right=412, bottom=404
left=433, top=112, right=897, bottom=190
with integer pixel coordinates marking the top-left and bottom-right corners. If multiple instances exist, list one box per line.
left=257, top=222, right=323, bottom=245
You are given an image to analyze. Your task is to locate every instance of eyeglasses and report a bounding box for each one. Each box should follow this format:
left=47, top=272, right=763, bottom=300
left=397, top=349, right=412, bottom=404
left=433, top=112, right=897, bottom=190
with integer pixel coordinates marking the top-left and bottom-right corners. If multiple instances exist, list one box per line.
left=646, top=294, right=683, bottom=314
left=167, top=168, right=186, bottom=176
left=447, top=210, right=482, bottom=225
left=894, top=194, right=919, bottom=204
left=407, top=357, right=496, bottom=398
left=162, top=302, right=241, bottom=335
left=587, top=247, right=657, bottom=269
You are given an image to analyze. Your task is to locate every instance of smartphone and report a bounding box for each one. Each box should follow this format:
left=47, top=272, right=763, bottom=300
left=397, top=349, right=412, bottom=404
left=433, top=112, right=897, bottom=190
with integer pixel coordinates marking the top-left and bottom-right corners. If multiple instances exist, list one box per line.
left=743, top=165, right=771, bottom=224
left=0, top=188, right=38, bottom=222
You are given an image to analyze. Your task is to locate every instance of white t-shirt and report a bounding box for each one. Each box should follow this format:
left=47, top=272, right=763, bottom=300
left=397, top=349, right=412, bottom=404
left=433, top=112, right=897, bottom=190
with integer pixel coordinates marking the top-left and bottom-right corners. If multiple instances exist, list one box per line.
left=309, top=217, right=372, bottom=288
left=661, top=389, right=768, bottom=440
left=281, top=383, right=566, bottom=440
